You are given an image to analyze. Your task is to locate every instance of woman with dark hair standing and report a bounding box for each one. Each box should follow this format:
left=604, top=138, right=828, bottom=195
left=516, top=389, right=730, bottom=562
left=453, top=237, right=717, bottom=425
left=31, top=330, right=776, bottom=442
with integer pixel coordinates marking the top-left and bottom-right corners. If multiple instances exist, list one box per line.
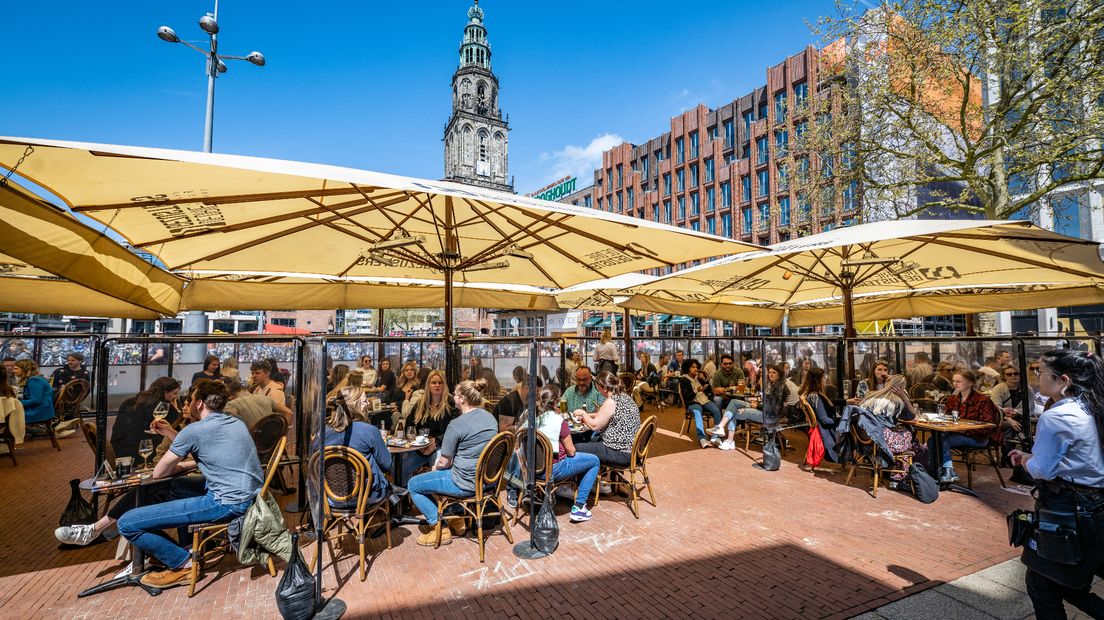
left=1009, top=350, right=1104, bottom=619
left=574, top=371, right=641, bottom=468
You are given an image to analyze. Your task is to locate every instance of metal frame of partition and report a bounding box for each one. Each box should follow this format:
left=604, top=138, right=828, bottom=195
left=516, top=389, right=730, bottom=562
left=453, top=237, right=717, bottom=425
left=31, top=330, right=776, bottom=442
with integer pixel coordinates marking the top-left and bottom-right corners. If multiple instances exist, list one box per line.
left=0, top=331, right=101, bottom=402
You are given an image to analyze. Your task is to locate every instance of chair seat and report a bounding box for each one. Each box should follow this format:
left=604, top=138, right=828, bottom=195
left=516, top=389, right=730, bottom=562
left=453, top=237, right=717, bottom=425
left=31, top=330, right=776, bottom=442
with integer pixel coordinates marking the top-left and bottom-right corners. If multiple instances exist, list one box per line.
left=188, top=518, right=234, bottom=533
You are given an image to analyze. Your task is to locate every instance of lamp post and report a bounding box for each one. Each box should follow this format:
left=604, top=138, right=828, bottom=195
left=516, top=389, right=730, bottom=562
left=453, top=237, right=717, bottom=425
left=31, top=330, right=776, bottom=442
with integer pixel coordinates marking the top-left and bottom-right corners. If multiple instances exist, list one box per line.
left=157, top=0, right=265, bottom=153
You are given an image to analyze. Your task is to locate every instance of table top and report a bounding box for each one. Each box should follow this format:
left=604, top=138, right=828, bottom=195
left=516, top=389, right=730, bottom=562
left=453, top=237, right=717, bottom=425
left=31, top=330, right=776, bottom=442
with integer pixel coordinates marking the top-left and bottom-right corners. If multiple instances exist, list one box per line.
left=904, top=417, right=996, bottom=433
left=386, top=438, right=427, bottom=454
left=80, top=468, right=195, bottom=493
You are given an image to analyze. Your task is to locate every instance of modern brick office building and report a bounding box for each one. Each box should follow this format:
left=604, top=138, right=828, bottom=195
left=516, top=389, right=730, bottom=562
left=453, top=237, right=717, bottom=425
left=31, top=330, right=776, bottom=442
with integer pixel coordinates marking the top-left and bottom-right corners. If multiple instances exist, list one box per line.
left=564, top=42, right=859, bottom=273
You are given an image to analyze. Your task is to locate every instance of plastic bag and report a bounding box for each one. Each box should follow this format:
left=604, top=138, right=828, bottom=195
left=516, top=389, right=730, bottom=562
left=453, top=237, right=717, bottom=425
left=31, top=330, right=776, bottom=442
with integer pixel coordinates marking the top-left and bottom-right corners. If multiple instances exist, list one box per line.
left=531, top=486, right=559, bottom=554
left=59, top=478, right=95, bottom=527
left=760, top=432, right=781, bottom=471
left=275, top=533, right=317, bottom=620
left=907, top=463, right=939, bottom=504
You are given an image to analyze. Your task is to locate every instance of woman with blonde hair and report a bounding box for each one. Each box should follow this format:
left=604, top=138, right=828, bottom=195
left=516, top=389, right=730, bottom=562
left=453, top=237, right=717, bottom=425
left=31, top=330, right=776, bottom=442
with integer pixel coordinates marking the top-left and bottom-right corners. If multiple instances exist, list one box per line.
left=335, top=370, right=369, bottom=418
left=398, top=370, right=457, bottom=485
left=860, top=374, right=918, bottom=486
left=395, top=361, right=421, bottom=406
left=595, top=330, right=619, bottom=375
left=221, top=357, right=239, bottom=380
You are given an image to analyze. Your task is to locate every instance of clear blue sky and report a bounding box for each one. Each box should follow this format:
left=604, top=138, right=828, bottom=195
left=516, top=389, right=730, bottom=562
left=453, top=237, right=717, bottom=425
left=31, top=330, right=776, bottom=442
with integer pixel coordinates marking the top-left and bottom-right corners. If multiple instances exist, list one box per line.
left=3, top=0, right=841, bottom=195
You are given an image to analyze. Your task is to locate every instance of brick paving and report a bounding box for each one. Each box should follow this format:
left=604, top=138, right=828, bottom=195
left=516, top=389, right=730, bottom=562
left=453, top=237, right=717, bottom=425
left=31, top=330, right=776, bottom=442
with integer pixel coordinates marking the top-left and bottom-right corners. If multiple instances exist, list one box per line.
left=0, top=406, right=1031, bottom=619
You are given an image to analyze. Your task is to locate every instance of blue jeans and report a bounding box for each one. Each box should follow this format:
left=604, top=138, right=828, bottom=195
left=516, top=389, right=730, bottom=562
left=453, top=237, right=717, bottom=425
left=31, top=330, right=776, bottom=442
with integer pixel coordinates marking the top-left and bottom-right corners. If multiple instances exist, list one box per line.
left=688, top=401, right=722, bottom=440
left=934, top=433, right=990, bottom=469
left=399, top=449, right=437, bottom=488
left=725, top=405, right=763, bottom=429
left=407, top=469, right=468, bottom=525
left=508, top=452, right=601, bottom=507
left=117, top=482, right=252, bottom=569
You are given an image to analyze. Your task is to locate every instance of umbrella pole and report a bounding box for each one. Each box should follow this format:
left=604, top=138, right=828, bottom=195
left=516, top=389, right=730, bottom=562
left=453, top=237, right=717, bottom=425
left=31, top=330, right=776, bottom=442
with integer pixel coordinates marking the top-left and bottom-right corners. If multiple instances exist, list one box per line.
left=623, top=308, right=633, bottom=373
left=444, top=267, right=460, bottom=387
left=843, top=283, right=856, bottom=385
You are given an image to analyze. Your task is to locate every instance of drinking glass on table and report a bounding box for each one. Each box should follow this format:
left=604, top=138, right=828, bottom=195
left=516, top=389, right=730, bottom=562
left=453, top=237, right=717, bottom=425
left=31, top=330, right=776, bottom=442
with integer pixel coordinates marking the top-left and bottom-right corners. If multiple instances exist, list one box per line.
left=406, top=426, right=416, bottom=442
left=146, top=401, right=170, bottom=434
left=138, top=439, right=154, bottom=471
left=936, top=403, right=946, bottom=417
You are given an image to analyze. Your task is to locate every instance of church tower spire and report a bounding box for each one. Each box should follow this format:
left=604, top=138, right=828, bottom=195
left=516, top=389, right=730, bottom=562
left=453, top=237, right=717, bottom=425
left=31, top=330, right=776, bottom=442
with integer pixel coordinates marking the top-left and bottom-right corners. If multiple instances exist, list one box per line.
left=444, top=0, right=513, bottom=192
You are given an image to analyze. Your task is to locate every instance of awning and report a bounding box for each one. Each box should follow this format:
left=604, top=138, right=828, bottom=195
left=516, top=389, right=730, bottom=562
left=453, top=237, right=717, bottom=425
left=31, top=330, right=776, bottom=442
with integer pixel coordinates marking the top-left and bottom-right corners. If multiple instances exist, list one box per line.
left=581, top=316, right=603, bottom=327
left=668, top=315, right=695, bottom=326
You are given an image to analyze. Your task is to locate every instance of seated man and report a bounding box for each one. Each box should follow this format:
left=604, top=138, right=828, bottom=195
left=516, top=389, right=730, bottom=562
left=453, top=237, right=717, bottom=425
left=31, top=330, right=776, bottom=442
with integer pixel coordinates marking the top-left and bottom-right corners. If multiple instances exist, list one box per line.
left=710, top=353, right=746, bottom=409
left=249, top=360, right=287, bottom=408
left=117, top=380, right=264, bottom=589
left=563, top=366, right=605, bottom=414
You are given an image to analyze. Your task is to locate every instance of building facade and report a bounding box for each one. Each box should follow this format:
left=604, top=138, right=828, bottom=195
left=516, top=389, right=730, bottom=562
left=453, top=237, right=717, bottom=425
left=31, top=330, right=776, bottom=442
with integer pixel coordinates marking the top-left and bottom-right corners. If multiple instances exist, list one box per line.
left=443, top=1, right=512, bottom=193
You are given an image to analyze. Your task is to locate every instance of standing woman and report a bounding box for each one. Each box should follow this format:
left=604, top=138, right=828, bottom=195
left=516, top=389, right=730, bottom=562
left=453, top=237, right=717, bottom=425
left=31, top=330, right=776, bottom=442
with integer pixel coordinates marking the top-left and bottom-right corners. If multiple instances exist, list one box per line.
left=1009, top=350, right=1104, bottom=619
left=594, top=330, right=619, bottom=376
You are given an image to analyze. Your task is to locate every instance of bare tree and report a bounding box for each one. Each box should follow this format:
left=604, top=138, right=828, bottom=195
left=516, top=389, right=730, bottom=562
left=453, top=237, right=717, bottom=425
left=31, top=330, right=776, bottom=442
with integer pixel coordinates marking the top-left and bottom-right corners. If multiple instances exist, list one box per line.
left=817, top=0, right=1104, bottom=222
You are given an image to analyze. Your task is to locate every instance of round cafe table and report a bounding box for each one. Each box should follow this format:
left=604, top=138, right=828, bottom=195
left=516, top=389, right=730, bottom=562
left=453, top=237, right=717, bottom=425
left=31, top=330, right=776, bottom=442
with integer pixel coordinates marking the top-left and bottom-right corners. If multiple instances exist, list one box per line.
left=387, top=438, right=429, bottom=526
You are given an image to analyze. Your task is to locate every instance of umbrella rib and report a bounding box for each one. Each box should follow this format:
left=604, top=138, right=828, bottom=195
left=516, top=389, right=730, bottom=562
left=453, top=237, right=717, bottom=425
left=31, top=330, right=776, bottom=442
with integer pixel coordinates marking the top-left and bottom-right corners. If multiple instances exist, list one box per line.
left=916, top=236, right=1103, bottom=280
left=75, top=186, right=400, bottom=211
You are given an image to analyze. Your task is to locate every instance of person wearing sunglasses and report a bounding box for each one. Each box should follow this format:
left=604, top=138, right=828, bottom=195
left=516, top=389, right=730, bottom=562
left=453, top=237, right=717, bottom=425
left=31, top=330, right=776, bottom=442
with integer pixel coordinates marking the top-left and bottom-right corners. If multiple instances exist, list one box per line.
left=992, top=364, right=1031, bottom=469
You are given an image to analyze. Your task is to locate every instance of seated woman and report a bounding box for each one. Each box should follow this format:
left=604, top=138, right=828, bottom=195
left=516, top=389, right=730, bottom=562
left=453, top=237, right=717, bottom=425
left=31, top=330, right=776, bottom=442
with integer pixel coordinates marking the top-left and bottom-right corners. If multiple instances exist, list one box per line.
left=189, top=355, right=221, bottom=388
left=848, top=359, right=892, bottom=404
left=929, top=368, right=1002, bottom=484
left=707, top=364, right=791, bottom=451
left=394, top=362, right=421, bottom=407
left=357, top=355, right=378, bottom=388
left=110, top=376, right=181, bottom=460
left=398, top=370, right=457, bottom=486
left=323, top=399, right=392, bottom=507
left=861, top=374, right=918, bottom=486
left=800, top=367, right=839, bottom=464
left=326, top=364, right=351, bottom=396
left=13, top=360, right=55, bottom=427
left=507, top=385, right=601, bottom=523
left=573, top=371, right=641, bottom=467
left=365, top=359, right=398, bottom=404
left=631, top=352, right=659, bottom=411
left=406, top=379, right=498, bottom=547
left=0, top=365, right=24, bottom=444
left=678, top=359, right=722, bottom=449
left=335, top=370, right=370, bottom=420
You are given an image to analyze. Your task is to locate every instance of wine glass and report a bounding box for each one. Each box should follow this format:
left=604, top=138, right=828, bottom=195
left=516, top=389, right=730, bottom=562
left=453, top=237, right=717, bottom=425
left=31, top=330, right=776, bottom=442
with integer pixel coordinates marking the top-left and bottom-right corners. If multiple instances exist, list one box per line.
left=146, top=401, right=170, bottom=434
left=405, top=426, right=416, bottom=442
left=138, top=439, right=154, bottom=471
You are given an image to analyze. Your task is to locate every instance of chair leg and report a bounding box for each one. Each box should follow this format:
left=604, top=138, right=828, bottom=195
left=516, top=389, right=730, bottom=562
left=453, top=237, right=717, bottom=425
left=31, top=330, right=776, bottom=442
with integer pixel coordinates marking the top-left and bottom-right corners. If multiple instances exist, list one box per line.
left=628, top=470, right=640, bottom=519
left=845, top=463, right=857, bottom=487
left=498, top=497, right=513, bottom=545
left=47, top=422, right=61, bottom=451
left=188, top=532, right=202, bottom=598
left=872, top=465, right=880, bottom=498
left=267, top=556, right=276, bottom=577
left=358, top=532, right=367, bottom=582
left=988, top=449, right=1007, bottom=488
left=642, top=463, right=656, bottom=507
left=476, top=503, right=486, bottom=563
left=678, top=416, right=689, bottom=438
left=965, top=453, right=974, bottom=490
left=384, top=505, right=393, bottom=550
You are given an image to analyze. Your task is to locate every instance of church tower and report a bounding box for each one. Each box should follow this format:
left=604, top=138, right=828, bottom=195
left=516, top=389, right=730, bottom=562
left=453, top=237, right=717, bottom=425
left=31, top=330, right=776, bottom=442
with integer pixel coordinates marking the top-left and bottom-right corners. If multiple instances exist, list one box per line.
left=444, top=1, right=513, bottom=192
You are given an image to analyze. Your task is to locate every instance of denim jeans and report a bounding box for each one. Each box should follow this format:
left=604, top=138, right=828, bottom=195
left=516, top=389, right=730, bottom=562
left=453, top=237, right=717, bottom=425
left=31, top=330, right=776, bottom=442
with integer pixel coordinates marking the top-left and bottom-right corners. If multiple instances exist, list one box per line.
left=406, top=469, right=468, bottom=525
left=117, top=482, right=252, bottom=569
left=722, top=398, right=751, bottom=416
left=507, top=451, right=601, bottom=507
left=934, top=433, right=990, bottom=469
left=399, top=449, right=437, bottom=488
left=688, top=401, right=722, bottom=440
left=725, top=406, right=764, bottom=429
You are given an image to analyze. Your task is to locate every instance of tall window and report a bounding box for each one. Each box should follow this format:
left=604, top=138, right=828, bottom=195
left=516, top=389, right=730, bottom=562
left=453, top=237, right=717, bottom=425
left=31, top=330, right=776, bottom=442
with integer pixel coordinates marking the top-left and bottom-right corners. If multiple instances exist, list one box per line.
left=706, top=186, right=716, bottom=213
left=742, top=111, right=753, bottom=134
left=691, top=192, right=700, bottom=216
left=606, top=168, right=613, bottom=187
left=756, top=137, right=769, bottom=165
left=676, top=137, right=685, bottom=164
left=663, top=201, right=672, bottom=223
left=725, top=120, right=735, bottom=148
left=741, top=176, right=751, bottom=202
left=821, top=151, right=834, bottom=179
left=794, top=81, right=808, bottom=110
left=652, top=203, right=660, bottom=222
left=843, top=181, right=857, bottom=211
left=616, top=164, right=623, bottom=188
left=758, top=101, right=768, bottom=120
left=757, top=170, right=769, bottom=197
left=779, top=196, right=791, bottom=226
left=707, top=216, right=716, bottom=235
left=627, top=187, right=635, bottom=211
left=778, top=164, right=789, bottom=191
left=663, top=173, right=671, bottom=196
left=721, top=212, right=732, bottom=237
left=690, top=220, right=700, bottom=231
left=676, top=169, right=685, bottom=192
left=689, top=131, right=699, bottom=159
left=709, top=125, right=719, bottom=140
left=721, top=181, right=732, bottom=208
left=774, top=91, right=787, bottom=123
left=775, top=130, right=788, bottom=157
left=677, top=196, right=686, bottom=220
left=689, top=164, right=699, bottom=188
left=597, top=197, right=603, bottom=210
left=641, top=155, right=649, bottom=181
left=704, top=157, right=714, bottom=182
left=655, top=148, right=664, bottom=162
left=758, top=202, right=770, bottom=229
left=584, top=195, right=592, bottom=208
left=741, top=206, right=753, bottom=234
left=798, top=192, right=811, bottom=220
left=617, top=193, right=623, bottom=211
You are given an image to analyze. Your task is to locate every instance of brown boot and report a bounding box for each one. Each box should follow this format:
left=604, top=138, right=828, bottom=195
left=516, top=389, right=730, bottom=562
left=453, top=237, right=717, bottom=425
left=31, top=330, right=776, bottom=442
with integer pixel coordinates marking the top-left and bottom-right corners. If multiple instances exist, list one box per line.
left=140, top=565, right=194, bottom=589
left=416, top=527, right=451, bottom=547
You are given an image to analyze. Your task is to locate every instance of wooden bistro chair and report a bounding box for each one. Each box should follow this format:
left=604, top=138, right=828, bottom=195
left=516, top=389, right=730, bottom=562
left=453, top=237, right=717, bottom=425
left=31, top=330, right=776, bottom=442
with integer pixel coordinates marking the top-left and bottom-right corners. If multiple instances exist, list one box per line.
left=844, top=423, right=914, bottom=498
left=431, top=431, right=515, bottom=563
left=249, top=413, right=292, bottom=494
left=672, top=378, right=713, bottom=438
left=592, top=415, right=658, bottom=519
left=54, top=379, right=90, bottom=421
left=308, top=446, right=392, bottom=582
left=510, top=428, right=576, bottom=526
left=186, top=436, right=285, bottom=597
left=954, top=443, right=1007, bottom=490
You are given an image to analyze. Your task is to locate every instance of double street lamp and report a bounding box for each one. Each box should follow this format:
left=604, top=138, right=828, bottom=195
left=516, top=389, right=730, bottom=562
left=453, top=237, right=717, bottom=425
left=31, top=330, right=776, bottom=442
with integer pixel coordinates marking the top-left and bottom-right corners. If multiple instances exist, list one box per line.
left=157, top=0, right=265, bottom=153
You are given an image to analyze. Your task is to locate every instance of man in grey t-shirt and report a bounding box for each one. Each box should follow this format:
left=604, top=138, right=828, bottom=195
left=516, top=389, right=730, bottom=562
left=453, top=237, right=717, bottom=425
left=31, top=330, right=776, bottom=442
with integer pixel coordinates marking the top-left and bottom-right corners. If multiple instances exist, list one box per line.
left=118, top=380, right=264, bottom=590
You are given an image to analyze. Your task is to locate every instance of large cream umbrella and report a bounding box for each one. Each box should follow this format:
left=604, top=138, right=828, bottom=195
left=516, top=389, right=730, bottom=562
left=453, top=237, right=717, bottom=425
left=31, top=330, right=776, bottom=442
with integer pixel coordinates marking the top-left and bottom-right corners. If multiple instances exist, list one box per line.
left=0, top=137, right=759, bottom=341
left=0, top=180, right=183, bottom=316
left=622, top=220, right=1104, bottom=336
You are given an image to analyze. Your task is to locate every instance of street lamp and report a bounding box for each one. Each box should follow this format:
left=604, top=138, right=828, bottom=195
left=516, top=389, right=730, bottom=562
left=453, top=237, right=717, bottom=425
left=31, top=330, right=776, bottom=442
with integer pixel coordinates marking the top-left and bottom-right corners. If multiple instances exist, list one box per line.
left=157, top=0, right=265, bottom=153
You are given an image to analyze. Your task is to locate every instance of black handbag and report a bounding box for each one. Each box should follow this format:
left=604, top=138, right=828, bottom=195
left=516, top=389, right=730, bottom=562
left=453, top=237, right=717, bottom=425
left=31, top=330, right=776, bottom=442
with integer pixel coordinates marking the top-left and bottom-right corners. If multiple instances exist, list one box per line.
left=59, top=478, right=95, bottom=527
left=275, top=533, right=317, bottom=620
left=907, top=463, right=939, bottom=504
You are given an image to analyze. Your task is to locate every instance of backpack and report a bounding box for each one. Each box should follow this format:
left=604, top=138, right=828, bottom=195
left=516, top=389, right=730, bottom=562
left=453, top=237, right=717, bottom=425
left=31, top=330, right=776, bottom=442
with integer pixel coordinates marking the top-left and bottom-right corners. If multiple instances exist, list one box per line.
left=907, top=463, right=939, bottom=504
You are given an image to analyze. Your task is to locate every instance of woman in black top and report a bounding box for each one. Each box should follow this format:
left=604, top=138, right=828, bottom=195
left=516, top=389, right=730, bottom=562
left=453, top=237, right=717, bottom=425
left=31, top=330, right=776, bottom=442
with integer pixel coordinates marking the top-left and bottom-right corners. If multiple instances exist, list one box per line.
left=368, top=358, right=398, bottom=403
left=189, top=355, right=221, bottom=388
left=110, top=376, right=181, bottom=460
left=398, top=370, right=458, bottom=485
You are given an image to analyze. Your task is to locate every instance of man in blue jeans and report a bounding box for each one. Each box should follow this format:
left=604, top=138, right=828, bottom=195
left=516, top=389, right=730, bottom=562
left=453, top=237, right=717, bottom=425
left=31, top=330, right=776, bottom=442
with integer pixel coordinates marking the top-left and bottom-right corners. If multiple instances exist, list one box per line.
left=118, top=379, right=263, bottom=589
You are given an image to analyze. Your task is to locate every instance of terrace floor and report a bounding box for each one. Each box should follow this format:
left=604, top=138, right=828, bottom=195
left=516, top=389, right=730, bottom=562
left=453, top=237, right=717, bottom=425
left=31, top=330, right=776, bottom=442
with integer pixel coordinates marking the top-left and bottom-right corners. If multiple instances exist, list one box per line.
left=0, top=403, right=1032, bottom=619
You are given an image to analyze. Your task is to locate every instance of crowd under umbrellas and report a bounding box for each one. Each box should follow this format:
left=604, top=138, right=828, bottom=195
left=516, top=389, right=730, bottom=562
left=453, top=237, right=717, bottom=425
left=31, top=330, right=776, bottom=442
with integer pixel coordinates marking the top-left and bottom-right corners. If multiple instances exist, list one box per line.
left=3, top=136, right=1104, bottom=610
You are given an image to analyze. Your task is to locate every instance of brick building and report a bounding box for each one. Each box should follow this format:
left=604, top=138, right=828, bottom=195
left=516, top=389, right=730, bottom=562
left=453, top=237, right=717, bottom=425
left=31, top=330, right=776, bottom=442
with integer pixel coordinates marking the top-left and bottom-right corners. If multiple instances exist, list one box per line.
left=564, top=43, right=859, bottom=273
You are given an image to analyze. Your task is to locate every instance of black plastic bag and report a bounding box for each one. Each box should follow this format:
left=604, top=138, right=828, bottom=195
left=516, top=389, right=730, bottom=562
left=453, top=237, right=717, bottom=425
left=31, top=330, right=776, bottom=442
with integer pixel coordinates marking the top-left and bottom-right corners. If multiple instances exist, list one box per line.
left=759, top=432, right=781, bottom=471
left=59, top=478, right=95, bottom=527
left=275, top=533, right=316, bottom=620
left=907, top=463, right=939, bottom=504
left=531, top=486, right=559, bottom=554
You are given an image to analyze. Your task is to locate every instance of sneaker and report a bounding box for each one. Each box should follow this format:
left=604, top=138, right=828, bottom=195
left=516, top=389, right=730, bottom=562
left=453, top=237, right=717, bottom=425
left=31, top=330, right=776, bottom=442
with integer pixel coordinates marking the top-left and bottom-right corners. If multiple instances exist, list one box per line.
left=54, top=418, right=79, bottom=432
left=139, top=565, right=193, bottom=589
left=112, top=563, right=134, bottom=579
left=599, top=482, right=613, bottom=495
left=569, top=505, right=592, bottom=523
left=417, top=528, right=452, bottom=546
left=699, top=438, right=711, bottom=449
left=506, top=492, right=518, bottom=510
left=719, top=440, right=736, bottom=451
left=706, top=425, right=725, bottom=437
left=56, top=429, right=78, bottom=439
left=55, top=524, right=97, bottom=546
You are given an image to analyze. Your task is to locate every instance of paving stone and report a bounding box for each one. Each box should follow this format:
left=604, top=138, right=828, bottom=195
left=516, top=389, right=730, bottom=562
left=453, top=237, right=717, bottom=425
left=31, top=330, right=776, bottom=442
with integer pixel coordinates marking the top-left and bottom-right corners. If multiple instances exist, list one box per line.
left=971, top=559, right=1029, bottom=594
left=876, top=590, right=999, bottom=620
left=939, top=575, right=1035, bottom=619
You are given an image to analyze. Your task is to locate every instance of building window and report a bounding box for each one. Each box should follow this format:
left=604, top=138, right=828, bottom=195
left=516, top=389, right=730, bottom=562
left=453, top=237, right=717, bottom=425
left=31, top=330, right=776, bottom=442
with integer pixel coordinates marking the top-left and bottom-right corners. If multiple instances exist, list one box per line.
left=704, top=157, right=714, bottom=182
left=758, top=202, right=770, bottom=230
left=741, top=175, right=751, bottom=203
left=774, top=91, right=787, bottom=123
left=795, top=120, right=808, bottom=141
left=821, top=152, right=834, bottom=179
left=742, top=111, right=753, bottom=134
left=689, top=131, right=699, bottom=159
left=673, top=169, right=683, bottom=192
left=691, top=192, right=700, bottom=216
left=690, top=220, right=701, bottom=231
left=617, top=192, right=623, bottom=211
left=742, top=206, right=753, bottom=234
left=794, top=81, right=808, bottom=111
left=689, top=164, right=699, bottom=188
left=756, top=137, right=769, bottom=165
left=584, top=195, right=592, bottom=208
left=706, top=186, right=716, bottom=213
left=721, top=212, right=732, bottom=237
left=778, top=164, right=789, bottom=191
left=676, top=137, right=685, bottom=164
left=678, top=196, right=686, bottom=220
left=707, top=216, right=716, bottom=235
left=821, top=186, right=836, bottom=217
left=709, top=125, right=719, bottom=140
left=798, top=192, right=811, bottom=221
left=758, top=170, right=769, bottom=197
left=726, top=152, right=737, bottom=164
left=758, top=101, right=768, bottom=120
left=627, top=187, right=635, bottom=211
left=655, top=148, right=664, bottom=162
left=271, top=318, right=297, bottom=327
left=775, top=130, right=788, bottom=157
left=652, top=203, right=660, bottom=222
left=641, top=155, right=649, bottom=180
left=797, top=157, right=810, bottom=182
left=616, top=164, right=623, bottom=188
left=664, top=201, right=672, bottom=223
left=725, top=120, right=735, bottom=148
left=597, top=197, right=603, bottom=210
left=843, top=180, right=856, bottom=211
left=606, top=168, right=613, bottom=187
left=721, top=181, right=732, bottom=208
left=779, top=196, right=791, bottom=226
left=663, top=173, right=671, bottom=196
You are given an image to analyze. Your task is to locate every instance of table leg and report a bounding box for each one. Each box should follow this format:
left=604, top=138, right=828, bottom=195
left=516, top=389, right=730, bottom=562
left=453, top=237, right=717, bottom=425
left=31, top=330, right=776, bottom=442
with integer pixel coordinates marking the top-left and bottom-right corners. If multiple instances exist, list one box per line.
left=387, top=452, right=420, bottom=527
left=77, top=483, right=162, bottom=598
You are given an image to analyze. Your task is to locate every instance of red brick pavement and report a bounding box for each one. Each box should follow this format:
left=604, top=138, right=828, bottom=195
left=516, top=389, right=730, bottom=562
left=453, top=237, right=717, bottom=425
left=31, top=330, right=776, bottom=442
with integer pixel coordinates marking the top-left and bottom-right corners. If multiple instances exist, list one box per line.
left=0, top=407, right=1031, bottom=619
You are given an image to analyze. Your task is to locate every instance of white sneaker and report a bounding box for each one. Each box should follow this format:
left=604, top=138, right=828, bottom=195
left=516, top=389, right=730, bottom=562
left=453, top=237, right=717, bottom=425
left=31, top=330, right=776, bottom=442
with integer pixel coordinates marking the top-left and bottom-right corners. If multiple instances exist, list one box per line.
left=719, top=440, right=736, bottom=451
left=55, top=418, right=79, bottom=431
left=699, top=438, right=711, bottom=449
left=706, top=425, right=725, bottom=437
left=55, top=523, right=97, bottom=546
left=599, top=482, right=613, bottom=495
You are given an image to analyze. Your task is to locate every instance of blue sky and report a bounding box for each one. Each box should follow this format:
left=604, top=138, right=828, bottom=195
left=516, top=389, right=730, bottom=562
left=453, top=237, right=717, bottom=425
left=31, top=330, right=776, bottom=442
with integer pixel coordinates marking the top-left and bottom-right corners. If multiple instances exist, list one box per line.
left=3, top=0, right=842, bottom=195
